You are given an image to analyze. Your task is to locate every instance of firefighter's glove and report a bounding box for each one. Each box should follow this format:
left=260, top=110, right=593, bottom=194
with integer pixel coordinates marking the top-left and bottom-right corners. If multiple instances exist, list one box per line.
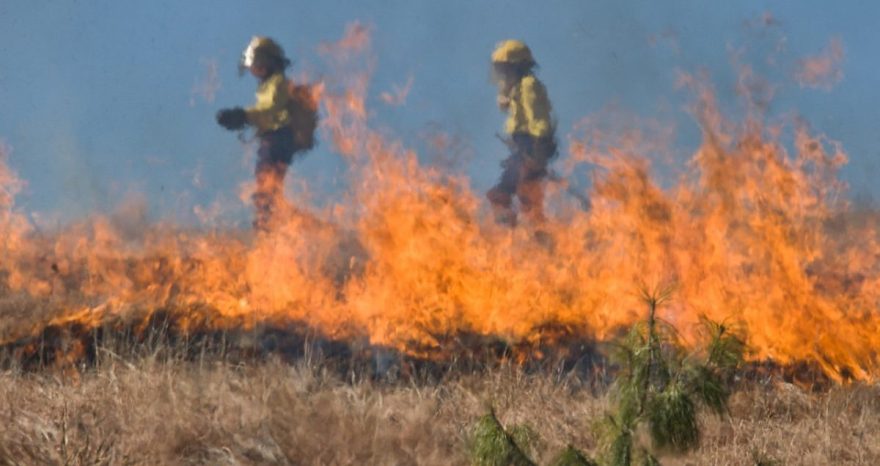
left=216, top=107, right=248, bottom=131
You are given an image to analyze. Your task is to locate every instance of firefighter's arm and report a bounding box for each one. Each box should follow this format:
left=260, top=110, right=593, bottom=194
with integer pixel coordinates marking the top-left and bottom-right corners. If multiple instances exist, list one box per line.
left=217, top=108, right=247, bottom=130
left=520, top=77, right=551, bottom=137
left=245, top=78, right=285, bottom=130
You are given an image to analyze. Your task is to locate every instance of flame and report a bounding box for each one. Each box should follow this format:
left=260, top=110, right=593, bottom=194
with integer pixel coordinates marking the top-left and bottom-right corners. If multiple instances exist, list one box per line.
left=1, top=25, right=879, bottom=382
left=795, top=37, right=844, bottom=90
left=380, top=75, right=414, bottom=107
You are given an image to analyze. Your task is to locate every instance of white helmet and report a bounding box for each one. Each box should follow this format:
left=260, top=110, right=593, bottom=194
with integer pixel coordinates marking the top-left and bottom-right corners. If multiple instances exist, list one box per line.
left=238, top=36, right=289, bottom=75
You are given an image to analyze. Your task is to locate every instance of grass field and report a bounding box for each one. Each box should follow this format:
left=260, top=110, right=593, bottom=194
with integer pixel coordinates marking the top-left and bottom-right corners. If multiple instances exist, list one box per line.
left=0, top=344, right=878, bottom=465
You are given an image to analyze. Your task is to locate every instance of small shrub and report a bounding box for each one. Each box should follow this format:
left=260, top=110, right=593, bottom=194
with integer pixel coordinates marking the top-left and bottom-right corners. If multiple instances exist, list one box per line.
left=508, top=423, right=542, bottom=460
left=600, top=284, right=745, bottom=465
left=547, top=445, right=597, bottom=466
left=470, top=409, right=600, bottom=466
left=470, top=408, right=536, bottom=466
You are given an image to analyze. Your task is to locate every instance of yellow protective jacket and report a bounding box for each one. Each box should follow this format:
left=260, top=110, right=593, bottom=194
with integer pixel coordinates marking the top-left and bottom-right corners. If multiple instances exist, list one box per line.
left=246, top=72, right=292, bottom=135
left=503, top=75, right=553, bottom=138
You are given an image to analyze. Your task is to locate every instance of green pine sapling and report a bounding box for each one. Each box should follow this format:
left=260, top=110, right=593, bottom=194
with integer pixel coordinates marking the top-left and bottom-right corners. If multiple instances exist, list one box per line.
left=600, top=284, right=745, bottom=466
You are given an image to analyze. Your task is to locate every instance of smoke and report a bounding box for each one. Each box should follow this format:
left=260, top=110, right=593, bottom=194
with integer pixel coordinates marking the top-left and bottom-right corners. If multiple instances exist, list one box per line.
left=417, top=122, right=475, bottom=172
left=189, top=58, right=221, bottom=107
left=0, top=142, right=24, bottom=215
left=795, top=38, right=844, bottom=90
left=108, top=194, right=151, bottom=242
left=380, top=75, right=414, bottom=107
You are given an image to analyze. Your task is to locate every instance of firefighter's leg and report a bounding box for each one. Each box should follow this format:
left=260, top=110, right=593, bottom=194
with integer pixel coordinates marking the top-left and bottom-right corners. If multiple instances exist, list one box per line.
left=503, top=135, right=538, bottom=225
left=252, top=138, right=290, bottom=231
left=517, top=165, right=547, bottom=225
left=252, top=162, right=286, bottom=231
left=487, top=155, right=521, bottom=226
left=516, top=134, right=555, bottom=226
left=517, top=157, right=555, bottom=249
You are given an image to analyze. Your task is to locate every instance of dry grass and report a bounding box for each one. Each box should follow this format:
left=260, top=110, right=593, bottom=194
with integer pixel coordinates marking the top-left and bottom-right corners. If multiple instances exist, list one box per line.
left=0, top=294, right=875, bottom=465
left=0, top=350, right=877, bottom=465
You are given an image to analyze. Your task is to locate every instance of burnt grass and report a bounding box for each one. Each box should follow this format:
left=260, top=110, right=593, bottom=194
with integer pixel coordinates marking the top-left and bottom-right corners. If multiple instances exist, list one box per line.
left=0, top=304, right=877, bottom=464
left=0, top=304, right=838, bottom=391
left=0, top=307, right=605, bottom=385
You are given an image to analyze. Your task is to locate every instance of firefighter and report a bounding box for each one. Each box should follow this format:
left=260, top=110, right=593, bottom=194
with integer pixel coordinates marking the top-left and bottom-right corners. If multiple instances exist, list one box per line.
left=487, top=39, right=557, bottom=227
left=216, top=36, right=317, bottom=231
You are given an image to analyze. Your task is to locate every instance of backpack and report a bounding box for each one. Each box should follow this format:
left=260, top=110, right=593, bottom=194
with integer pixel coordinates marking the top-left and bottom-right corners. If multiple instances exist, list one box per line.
left=286, top=81, right=319, bottom=152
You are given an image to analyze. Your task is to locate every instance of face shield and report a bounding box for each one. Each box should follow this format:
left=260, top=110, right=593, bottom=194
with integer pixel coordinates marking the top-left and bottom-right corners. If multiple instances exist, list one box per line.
left=238, top=37, right=262, bottom=76
left=491, top=61, right=518, bottom=93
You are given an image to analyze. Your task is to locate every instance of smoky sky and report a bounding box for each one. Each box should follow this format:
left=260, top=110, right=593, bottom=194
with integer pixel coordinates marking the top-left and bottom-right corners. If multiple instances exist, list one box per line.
left=1, top=0, right=878, bottom=225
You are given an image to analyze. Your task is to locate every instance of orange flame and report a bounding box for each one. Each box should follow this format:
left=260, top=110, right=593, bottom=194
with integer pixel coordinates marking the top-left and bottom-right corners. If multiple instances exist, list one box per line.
left=1, top=26, right=878, bottom=382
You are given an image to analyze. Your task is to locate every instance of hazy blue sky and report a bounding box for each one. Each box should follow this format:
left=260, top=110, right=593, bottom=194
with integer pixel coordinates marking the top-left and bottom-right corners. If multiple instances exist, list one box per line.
left=1, top=1, right=878, bottom=225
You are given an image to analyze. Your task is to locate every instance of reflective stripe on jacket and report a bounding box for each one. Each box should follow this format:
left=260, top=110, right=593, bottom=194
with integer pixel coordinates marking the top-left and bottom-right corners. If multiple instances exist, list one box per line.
left=504, top=75, right=553, bottom=138
left=246, top=73, right=291, bottom=134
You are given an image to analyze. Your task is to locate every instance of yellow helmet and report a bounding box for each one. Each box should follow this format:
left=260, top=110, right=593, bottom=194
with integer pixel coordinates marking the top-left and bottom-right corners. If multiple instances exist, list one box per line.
left=491, top=40, right=535, bottom=66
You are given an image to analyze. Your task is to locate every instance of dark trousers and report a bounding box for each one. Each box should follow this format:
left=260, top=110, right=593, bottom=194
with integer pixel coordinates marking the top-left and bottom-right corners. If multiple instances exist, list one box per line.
left=253, top=128, right=296, bottom=231
left=487, top=133, right=556, bottom=225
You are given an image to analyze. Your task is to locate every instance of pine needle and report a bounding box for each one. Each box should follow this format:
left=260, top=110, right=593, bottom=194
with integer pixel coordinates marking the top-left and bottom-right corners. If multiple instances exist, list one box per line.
left=470, top=409, right=536, bottom=466
left=548, top=445, right=598, bottom=466
left=647, top=383, right=699, bottom=452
